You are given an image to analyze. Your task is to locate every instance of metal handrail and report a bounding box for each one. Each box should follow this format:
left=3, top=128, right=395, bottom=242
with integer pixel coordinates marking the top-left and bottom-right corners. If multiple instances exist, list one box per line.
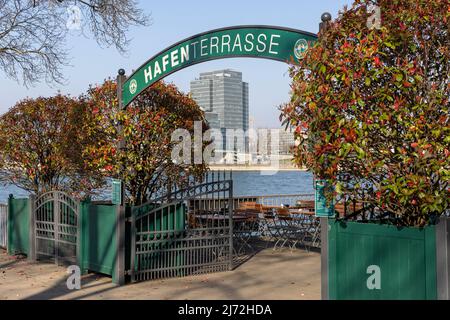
left=234, top=194, right=314, bottom=208
left=235, top=193, right=314, bottom=199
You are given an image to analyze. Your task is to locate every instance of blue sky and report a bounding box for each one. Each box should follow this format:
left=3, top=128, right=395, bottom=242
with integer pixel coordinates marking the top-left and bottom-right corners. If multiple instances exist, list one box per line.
left=0, top=0, right=353, bottom=127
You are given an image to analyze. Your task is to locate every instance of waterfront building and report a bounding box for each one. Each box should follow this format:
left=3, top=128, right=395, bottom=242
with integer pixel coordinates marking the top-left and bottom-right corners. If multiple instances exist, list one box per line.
left=255, top=127, right=296, bottom=156
left=190, top=69, right=249, bottom=154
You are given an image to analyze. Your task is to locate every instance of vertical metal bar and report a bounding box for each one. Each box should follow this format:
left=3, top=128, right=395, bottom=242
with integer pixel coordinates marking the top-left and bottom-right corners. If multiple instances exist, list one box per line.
left=0, top=205, right=5, bottom=248
left=320, top=217, right=329, bottom=300
left=173, top=203, right=177, bottom=278
left=152, top=210, right=155, bottom=278
left=54, top=194, right=60, bottom=265
left=130, top=210, right=136, bottom=282
left=76, top=200, right=81, bottom=270
left=28, top=194, right=36, bottom=262
left=115, top=69, right=127, bottom=286
left=157, top=209, right=161, bottom=279
left=228, top=178, right=234, bottom=270
left=436, top=216, right=449, bottom=300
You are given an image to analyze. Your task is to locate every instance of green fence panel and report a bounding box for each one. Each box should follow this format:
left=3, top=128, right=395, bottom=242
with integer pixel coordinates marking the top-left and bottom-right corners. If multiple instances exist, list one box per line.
left=7, top=196, right=30, bottom=255
left=328, top=219, right=437, bottom=300
left=81, top=201, right=117, bottom=280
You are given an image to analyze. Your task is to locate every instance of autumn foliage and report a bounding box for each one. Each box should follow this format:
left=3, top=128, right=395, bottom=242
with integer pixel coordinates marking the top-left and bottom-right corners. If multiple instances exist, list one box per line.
left=281, top=0, right=450, bottom=226
left=82, top=80, right=209, bottom=205
left=0, top=80, right=208, bottom=204
left=0, top=95, right=103, bottom=196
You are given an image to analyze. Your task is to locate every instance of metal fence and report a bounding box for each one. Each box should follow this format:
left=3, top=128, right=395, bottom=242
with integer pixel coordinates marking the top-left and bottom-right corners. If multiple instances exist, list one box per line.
left=130, top=171, right=233, bottom=282
left=0, top=204, right=7, bottom=248
left=234, top=194, right=315, bottom=208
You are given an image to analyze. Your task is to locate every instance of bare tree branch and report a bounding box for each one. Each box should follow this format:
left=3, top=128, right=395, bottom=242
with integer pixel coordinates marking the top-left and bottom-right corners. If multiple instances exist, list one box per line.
left=0, top=0, right=150, bottom=86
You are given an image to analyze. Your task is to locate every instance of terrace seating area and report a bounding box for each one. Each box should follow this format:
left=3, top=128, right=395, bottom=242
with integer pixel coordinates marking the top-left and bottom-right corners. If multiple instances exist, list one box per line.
left=232, top=197, right=321, bottom=255
left=186, top=193, right=371, bottom=268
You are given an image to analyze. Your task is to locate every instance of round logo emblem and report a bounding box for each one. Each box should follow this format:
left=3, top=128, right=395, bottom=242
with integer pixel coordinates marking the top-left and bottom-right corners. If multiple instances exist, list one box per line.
left=294, top=39, right=309, bottom=60
left=129, top=79, right=138, bottom=95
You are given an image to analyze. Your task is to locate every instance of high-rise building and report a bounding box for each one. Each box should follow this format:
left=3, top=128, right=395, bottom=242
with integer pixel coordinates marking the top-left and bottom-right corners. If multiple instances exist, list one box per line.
left=190, top=69, right=249, bottom=152
left=255, top=127, right=297, bottom=155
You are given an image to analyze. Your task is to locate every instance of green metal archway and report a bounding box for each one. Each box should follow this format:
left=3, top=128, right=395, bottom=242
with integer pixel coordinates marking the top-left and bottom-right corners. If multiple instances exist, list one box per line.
left=120, top=25, right=318, bottom=107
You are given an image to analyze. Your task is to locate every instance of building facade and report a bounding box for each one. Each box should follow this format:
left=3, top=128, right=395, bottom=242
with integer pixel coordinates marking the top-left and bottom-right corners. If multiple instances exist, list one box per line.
left=191, top=69, right=249, bottom=152
left=255, top=127, right=296, bottom=156
left=191, top=69, right=249, bottom=157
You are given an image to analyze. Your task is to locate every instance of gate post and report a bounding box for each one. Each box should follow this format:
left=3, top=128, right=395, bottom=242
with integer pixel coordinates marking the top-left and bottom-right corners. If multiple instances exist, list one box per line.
left=436, top=216, right=450, bottom=300
left=114, top=68, right=127, bottom=286
left=320, top=217, right=329, bottom=300
left=28, top=194, right=36, bottom=262
left=114, top=198, right=126, bottom=285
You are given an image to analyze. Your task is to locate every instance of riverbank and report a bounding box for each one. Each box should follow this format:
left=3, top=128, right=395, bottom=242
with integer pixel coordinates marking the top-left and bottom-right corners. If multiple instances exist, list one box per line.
left=0, top=171, right=314, bottom=202
left=209, top=165, right=308, bottom=172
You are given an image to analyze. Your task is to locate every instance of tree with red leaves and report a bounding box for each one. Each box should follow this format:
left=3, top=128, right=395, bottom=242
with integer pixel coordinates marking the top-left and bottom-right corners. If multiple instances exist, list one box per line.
left=281, top=0, right=449, bottom=226
left=82, top=80, right=209, bottom=205
left=0, top=95, right=102, bottom=197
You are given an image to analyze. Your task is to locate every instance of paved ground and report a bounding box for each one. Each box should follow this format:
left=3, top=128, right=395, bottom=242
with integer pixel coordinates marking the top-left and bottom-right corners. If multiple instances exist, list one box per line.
left=0, top=248, right=321, bottom=300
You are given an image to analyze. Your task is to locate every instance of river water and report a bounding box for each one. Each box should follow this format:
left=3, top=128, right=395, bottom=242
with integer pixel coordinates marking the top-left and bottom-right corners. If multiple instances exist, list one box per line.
left=0, top=170, right=314, bottom=203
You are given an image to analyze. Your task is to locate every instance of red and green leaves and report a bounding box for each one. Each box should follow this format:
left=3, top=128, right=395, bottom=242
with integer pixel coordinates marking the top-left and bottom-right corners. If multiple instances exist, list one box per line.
left=82, top=80, right=209, bottom=205
left=0, top=95, right=103, bottom=197
left=281, top=0, right=450, bottom=226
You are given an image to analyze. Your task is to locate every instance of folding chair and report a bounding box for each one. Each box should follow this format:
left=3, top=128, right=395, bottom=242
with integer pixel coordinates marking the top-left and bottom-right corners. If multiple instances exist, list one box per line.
left=299, top=214, right=321, bottom=251
left=272, top=208, right=303, bottom=250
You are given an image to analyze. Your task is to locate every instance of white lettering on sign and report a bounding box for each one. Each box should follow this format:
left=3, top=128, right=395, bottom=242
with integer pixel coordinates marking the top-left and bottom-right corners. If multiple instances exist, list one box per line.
left=181, top=45, right=189, bottom=63
left=232, top=34, right=242, bottom=52
left=171, top=50, right=179, bottom=67
left=190, top=41, right=199, bottom=59
left=256, top=34, right=267, bottom=52
left=200, top=38, right=209, bottom=57
left=366, top=265, right=381, bottom=290
left=269, top=34, right=281, bottom=54
left=221, top=34, right=231, bottom=53
left=140, top=32, right=287, bottom=85
left=210, top=36, right=219, bottom=54
left=144, top=65, right=152, bottom=83
left=162, top=54, right=169, bottom=72
left=153, top=60, right=162, bottom=77
left=244, top=33, right=255, bottom=52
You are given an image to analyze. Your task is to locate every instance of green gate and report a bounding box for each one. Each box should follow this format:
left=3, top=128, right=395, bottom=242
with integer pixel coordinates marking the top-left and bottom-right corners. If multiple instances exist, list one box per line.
left=32, top=191, right=80, bottom=265
left=129, top=172, right=234, bottom=282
